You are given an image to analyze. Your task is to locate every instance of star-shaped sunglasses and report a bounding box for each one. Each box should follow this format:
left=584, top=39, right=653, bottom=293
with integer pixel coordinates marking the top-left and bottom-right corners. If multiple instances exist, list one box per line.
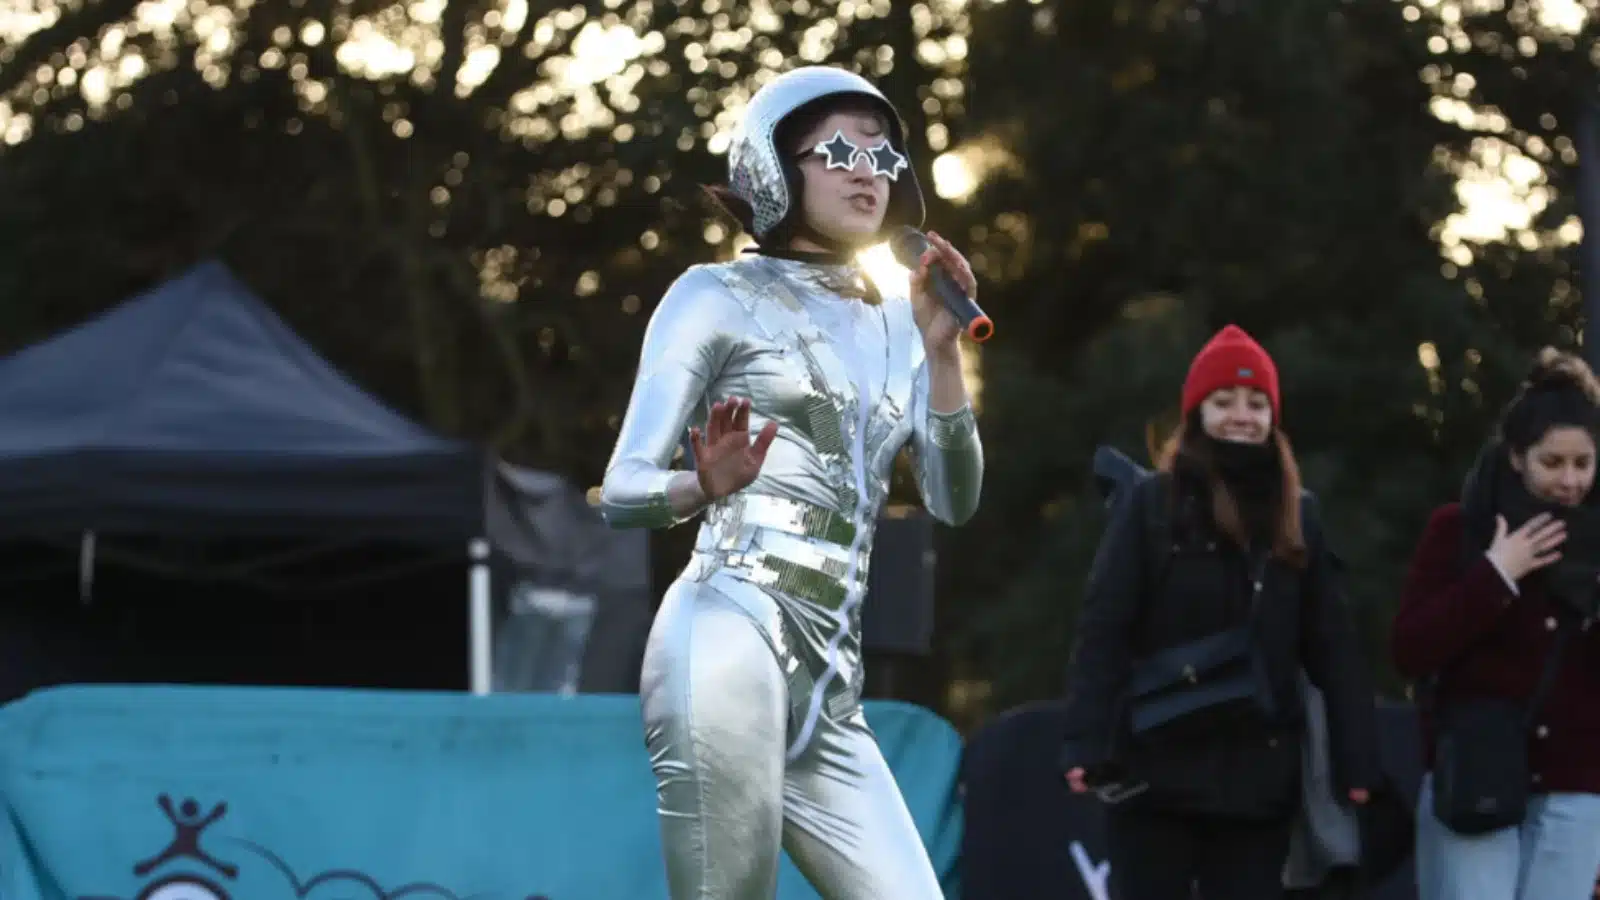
left=807, top=129, right=909, bottom=181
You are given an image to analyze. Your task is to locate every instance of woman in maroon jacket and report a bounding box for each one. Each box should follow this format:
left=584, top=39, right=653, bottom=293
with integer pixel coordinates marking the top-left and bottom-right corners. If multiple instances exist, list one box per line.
left=1393, top=347, right=1600, bottom=900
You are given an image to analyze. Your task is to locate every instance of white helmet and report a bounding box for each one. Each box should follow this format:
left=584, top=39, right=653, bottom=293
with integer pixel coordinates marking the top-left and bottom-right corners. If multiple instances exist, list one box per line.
left=727, top=65, right=926, bottom=240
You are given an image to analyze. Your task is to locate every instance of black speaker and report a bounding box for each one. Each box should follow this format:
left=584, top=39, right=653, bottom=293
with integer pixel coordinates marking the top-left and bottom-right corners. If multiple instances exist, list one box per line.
left=862, top=508, right=935, bottom=656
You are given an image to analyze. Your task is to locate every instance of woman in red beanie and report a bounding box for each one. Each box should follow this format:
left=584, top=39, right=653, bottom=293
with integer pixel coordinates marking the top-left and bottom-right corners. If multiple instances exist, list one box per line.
left=1059, top=325, right=1378, bottom=899
left=1393, top=348, right=1600, bottom=900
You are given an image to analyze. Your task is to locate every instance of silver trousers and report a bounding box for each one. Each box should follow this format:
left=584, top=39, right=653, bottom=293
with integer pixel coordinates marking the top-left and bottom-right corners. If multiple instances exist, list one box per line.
left=640, top=569, right=944, bottom=900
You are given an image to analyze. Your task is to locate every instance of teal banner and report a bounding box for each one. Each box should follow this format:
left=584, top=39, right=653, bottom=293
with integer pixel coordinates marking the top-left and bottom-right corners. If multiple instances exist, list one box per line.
left=0, top=686, right=962, bottom=900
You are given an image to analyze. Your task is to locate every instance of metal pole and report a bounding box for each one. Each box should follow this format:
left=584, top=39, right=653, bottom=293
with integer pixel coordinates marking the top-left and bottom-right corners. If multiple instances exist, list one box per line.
left=1579, top=78, right=1600, bottom=369
left=469, top=537, right=492, bottom=695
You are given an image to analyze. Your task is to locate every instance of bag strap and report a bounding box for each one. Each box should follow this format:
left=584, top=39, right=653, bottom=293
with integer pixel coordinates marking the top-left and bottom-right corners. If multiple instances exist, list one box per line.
left=1114, top=475, right=1173, bottom=659
left=1523, top=625, right=1575, bottom=727
left=1422, top=607, right=1576, bottom=729
left=1140, top=474, right=1176, bottom=599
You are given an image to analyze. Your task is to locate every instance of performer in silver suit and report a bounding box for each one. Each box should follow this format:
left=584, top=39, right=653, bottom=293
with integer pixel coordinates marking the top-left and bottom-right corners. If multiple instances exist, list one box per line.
left=600, top=65, right=984, bottom=899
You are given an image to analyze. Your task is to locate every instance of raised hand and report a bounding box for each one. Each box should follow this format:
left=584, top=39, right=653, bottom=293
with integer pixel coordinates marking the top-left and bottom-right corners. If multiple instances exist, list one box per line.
left=689, top=397, right=778, bottom=503
left=1486, top=513, right=1566, bottom=583
left=1064, top=767, right=1089, bottom=794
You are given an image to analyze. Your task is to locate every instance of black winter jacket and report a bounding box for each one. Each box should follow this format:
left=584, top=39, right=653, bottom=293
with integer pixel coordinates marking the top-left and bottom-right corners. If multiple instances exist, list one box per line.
left=1058, top=470, right=1379, bottom=819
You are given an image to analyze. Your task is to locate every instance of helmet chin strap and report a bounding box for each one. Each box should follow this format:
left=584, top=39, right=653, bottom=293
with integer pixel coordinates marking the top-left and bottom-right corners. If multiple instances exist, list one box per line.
left=748, top=218, right=876, bottom=266
left=792, top=219, right=855, bottom=254
left=745, top=221, right=886, bottom=305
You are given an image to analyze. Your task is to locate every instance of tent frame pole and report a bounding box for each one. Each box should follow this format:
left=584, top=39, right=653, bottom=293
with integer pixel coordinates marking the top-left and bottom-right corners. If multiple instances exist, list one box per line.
left=469, top=537, right=493, bottom=695
left=1581, top=77, right=1600, bottom=369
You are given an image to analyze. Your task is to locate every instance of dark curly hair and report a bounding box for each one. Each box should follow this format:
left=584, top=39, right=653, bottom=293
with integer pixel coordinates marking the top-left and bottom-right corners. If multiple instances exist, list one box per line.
left=1500, top=346, right=1600, bottom=453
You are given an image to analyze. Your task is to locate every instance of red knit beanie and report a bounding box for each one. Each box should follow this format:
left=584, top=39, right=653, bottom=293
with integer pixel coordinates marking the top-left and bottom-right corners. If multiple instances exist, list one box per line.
left=1181, top=325, right=1280, bottom=419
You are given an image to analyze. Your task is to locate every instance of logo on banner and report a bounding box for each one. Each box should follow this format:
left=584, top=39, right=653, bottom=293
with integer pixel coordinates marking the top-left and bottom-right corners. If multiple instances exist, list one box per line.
left=78, top=793, right=554, bottom=900
left=134, top=795, right=238, bottom=882
left=1070, top=841, right=1112, bottom=900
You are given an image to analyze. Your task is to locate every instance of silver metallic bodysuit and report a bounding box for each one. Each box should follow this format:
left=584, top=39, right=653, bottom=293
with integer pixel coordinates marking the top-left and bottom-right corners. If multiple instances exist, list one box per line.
left=602, top=254, right=983, bottom=899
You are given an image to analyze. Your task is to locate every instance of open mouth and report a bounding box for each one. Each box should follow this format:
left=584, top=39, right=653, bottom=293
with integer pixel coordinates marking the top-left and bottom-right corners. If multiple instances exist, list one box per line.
left=847, top=194, right=879, bottom=213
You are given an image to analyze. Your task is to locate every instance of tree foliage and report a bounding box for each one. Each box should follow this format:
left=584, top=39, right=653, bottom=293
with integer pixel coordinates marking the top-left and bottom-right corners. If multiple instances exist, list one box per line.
left=935, top=0, right=1596, bottom=716
left=0, top=0, right=965, bottom=476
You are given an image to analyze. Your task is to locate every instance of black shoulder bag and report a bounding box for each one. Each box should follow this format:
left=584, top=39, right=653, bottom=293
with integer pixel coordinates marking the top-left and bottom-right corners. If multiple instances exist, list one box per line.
left=1120, top=481, right=1274, bottom=738
left=1427, top=622, right=1572, bottom=835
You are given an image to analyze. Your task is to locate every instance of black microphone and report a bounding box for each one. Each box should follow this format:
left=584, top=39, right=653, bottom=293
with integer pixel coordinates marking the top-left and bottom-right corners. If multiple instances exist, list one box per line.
left=887, top=226, right=994, bottom=343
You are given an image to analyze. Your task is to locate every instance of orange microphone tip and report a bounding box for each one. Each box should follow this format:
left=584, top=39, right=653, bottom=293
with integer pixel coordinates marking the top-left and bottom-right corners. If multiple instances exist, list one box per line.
left=967, top=316, right=994, bottom=343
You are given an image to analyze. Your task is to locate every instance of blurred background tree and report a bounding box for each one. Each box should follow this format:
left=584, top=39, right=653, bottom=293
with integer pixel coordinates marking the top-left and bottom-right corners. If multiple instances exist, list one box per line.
left=925, top=0, right=1596, bottom=721
left=0, top=0, right=1592, bottom=729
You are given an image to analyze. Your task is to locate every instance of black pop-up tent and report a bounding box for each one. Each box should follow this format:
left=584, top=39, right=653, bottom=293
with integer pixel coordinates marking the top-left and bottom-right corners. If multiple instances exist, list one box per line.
left=0, top=260, right=486, bottom=539
left=0, top=260, right=649, bottom=700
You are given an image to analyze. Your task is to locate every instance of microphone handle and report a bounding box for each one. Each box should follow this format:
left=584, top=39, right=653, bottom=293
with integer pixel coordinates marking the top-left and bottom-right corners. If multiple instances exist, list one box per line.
left=927, top=265, right=995, bottom=343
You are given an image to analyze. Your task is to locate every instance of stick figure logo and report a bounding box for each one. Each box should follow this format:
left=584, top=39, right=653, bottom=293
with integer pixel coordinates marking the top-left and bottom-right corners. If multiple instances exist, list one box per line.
left=133, top=794, right=238, bottom=880
left=77, top=792, right=556, bottom=900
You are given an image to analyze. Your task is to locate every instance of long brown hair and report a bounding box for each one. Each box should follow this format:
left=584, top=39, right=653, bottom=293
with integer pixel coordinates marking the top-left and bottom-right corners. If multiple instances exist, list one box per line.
left=1146, top=415, right=1309, bottom=568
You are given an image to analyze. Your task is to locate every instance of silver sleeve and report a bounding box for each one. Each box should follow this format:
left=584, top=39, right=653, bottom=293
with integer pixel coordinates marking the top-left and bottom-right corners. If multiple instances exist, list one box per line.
left=908, top=362, right=984, bottom=526
left=600, top=268, right=742, bottom=529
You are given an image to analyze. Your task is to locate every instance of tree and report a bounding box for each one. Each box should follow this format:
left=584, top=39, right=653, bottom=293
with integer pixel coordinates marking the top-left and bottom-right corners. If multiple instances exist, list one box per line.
left=936, top=0, right=1545, bottom=715
left=0, top=0, right=961, bottom=484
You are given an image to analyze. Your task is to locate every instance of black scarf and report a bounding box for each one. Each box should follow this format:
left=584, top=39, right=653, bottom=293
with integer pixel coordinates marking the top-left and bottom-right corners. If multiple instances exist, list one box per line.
left=1178, top=435, right=1282, bottom=548
left=1215, top=437, right=1282, bottom=543
left=1459, top=440, right=1600, bottom=617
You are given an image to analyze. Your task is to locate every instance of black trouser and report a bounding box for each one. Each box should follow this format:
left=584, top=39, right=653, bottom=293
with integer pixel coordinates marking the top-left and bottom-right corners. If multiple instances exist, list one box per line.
left=1105, top=805, right=1293, bottom=900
